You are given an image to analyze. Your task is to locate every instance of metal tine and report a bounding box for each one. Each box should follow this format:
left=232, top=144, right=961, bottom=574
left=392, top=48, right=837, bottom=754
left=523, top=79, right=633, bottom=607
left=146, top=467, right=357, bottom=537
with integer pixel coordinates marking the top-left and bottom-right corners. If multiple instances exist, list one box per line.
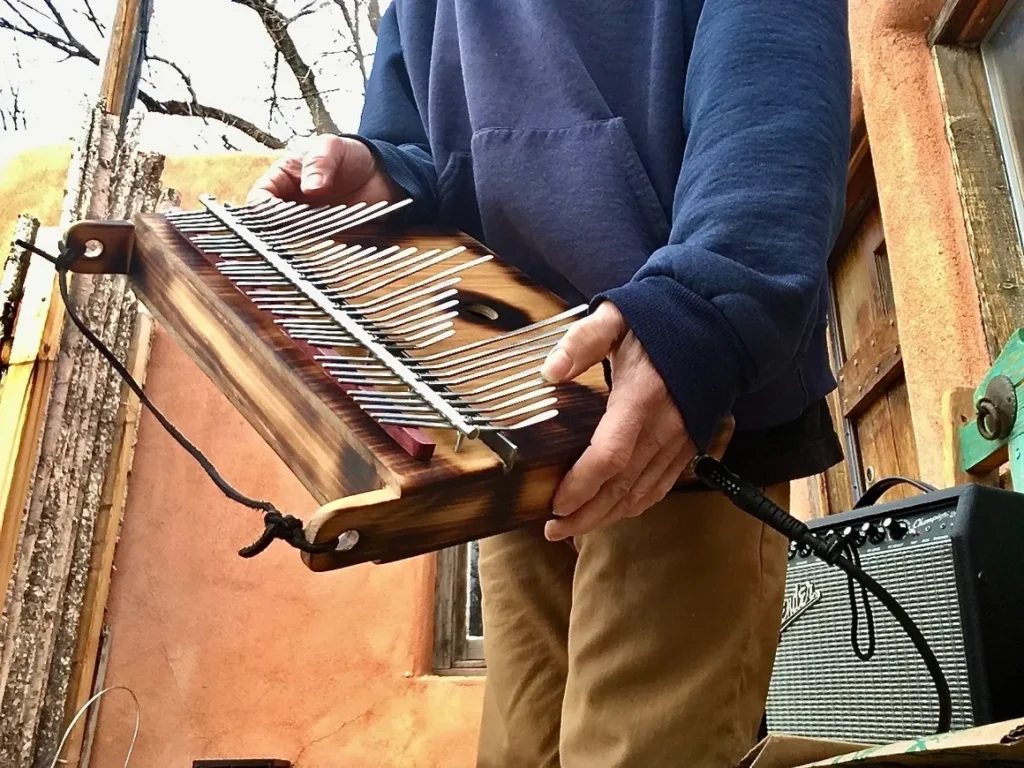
left=374, top=395, right=558, bottom=422
left=316, top=247, right=444, bottom=291
left=416, top=305, right=587, bottom=363
left=432, top=351, right=550, bottom=388
left=267, top=294, right=455, bottom=336
left=299, top=245, right=411, bottom=282
left=375, top=299, right=460, bottom=330
left=355, top=279, right=464, bottom=316
left=292, top=310, right=457, bottom=346
left=235, top=278, right=290, bottom=287
left=406, top=325, right=568, bottom=373
left=371, top=409, right=559, bottom=432
left=460, top=365, right=547, bottom=396
left=330, top=249, right=479, bottom=301
left=244, top=200, right=368, bottom=231
left=422, top=338, right=557, bottom=379
left=393, top=328, right=456, bottom=349
left=292, top=244, right=383, bottom=274
left=331, top=198, right=413, bottom=233
left=319, top=333, right=551, bottom=379
left=219, top=263, right=278, bottom=276
left=360, top=387, right=557, bottom=416
left=202, top=194, right=478, bottom=437
left=350, top=376, right=549, bottom=408
left=252, top=202, right=382, bottom=241
left=233, top=199, right=312, bottom=228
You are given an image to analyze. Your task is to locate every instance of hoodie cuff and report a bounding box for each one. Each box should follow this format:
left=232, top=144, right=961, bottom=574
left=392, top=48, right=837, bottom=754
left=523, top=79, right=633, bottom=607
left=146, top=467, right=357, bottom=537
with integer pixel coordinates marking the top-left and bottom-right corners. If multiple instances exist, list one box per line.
left=341, top=134, right=438, bottom=223
left=596, top=276, right=749, bottom=450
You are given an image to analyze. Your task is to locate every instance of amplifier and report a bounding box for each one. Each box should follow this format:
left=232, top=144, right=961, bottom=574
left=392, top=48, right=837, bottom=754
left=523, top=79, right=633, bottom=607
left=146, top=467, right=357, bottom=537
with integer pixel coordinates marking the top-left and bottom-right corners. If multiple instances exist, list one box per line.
left=765, top=483, right=1024, bottom=745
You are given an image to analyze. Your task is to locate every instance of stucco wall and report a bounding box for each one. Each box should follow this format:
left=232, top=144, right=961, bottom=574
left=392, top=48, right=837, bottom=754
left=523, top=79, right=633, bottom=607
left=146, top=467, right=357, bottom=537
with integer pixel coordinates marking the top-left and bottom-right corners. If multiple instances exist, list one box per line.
left=849, top=0, right=990, bottom=484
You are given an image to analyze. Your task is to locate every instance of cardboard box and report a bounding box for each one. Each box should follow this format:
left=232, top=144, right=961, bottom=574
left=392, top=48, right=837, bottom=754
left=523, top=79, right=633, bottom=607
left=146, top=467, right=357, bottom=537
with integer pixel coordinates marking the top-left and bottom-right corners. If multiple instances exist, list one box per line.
left=738, top=719, right=1024, bottom=767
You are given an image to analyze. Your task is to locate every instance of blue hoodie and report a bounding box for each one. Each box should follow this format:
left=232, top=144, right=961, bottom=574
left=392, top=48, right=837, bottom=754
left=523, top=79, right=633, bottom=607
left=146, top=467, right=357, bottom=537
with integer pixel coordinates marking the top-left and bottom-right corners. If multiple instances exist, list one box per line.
left=355, top=0, right=851, bottom=465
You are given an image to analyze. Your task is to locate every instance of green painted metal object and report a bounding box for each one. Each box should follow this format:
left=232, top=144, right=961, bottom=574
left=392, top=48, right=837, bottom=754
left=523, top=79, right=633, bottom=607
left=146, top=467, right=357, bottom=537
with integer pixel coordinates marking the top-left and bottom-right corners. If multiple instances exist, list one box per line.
left=961, top=328, right=1024, bottom=480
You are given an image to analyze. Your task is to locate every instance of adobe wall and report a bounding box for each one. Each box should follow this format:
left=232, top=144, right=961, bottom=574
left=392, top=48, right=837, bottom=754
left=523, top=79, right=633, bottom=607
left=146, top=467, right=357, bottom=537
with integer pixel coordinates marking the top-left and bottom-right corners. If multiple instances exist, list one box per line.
left=791, top=0, right=991, bottom=519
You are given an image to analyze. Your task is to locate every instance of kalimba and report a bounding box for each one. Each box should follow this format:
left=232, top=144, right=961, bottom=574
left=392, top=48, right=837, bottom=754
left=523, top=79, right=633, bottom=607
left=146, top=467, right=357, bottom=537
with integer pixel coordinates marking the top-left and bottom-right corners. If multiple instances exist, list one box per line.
left=61, top=195, right=726, bottom=572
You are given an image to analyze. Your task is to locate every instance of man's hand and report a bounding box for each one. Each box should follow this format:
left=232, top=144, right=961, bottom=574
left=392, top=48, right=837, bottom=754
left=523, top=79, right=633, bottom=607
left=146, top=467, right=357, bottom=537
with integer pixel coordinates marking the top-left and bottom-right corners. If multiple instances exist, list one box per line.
left=247, top=134, right=400, bottom=206
left=541, top=302, right=698, bottom=542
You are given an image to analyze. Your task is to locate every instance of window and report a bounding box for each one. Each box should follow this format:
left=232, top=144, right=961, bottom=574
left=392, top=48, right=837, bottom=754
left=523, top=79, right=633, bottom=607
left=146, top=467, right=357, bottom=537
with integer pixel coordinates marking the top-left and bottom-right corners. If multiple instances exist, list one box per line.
left=982, top=0, right=1024, bottom=243
left=432, top=541, right=485, bottom=673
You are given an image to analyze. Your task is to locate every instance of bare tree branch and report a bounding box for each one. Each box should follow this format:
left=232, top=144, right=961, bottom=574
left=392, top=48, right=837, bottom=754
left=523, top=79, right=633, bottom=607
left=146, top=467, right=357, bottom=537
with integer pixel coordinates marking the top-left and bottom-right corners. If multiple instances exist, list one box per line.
left=0, top=48, right=27, bottom=131
left=332, top=0, right=368, bottom=89
left=231, top=0, right=339, bottom=134
left=137, top=90, right=286, bottom=149
left=76, top=0, right=105, bottom=36
left=368, top=0, right=380, bottom=35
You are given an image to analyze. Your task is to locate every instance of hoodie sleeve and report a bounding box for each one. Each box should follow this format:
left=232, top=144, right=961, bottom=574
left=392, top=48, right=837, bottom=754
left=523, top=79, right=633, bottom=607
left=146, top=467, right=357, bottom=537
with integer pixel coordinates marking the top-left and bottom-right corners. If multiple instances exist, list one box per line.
left=597, top=0, right=851, bottom=449
left=352, top=4, right=439, bottom=222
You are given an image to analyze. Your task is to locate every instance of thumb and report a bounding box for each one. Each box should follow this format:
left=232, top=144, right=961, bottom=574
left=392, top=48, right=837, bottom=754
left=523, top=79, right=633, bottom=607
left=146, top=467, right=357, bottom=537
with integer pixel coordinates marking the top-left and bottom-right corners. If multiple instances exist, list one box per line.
left=300, top=135, right=345, bottom=194
left=541, top=301, right=627, bottom=383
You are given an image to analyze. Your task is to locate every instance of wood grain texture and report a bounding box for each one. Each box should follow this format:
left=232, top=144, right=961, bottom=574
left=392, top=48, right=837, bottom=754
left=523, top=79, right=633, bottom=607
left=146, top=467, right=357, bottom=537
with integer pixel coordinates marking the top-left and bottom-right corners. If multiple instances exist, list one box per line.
left=855, top=378, right=921, bottom=503
left=65, top=208, right=741, bottom=573
left=57, top=308, right=153, bottom=768
left=929, top=0, right=1009, bottom=46
left=934, top=44, right=1024, bottom=361
left=837, top=318, right=903, bottom=419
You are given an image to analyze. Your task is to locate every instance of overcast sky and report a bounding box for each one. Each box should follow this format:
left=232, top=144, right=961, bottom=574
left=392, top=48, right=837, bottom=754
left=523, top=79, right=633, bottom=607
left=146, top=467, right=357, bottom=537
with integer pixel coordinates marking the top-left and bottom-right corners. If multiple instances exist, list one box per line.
left=0, top=0, right=387, bottom=167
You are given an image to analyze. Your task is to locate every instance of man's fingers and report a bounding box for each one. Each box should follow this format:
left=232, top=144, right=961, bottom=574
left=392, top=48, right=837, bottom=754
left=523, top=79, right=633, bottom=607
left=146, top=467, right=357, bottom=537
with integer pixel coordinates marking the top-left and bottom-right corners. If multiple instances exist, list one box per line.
left=247, top=154, right=302, bottom=203
left=634, top=450, right=694, bottom=515
left=545, top=437, right=662, bottom=541
left=541, top=301, right=626, bottom=383
left=550, top=393, right=644, bottom=517
left=300, top=135, right=346, bottom=194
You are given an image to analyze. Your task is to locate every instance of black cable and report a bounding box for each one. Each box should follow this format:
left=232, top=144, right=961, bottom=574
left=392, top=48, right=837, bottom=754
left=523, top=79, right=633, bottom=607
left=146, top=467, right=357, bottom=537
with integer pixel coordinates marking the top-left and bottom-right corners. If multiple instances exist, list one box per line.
left=844, top=541, right=876, bottom=661
left=16, top=239, right=341, bottom=559
left=693, top=453, right=952, bottom=736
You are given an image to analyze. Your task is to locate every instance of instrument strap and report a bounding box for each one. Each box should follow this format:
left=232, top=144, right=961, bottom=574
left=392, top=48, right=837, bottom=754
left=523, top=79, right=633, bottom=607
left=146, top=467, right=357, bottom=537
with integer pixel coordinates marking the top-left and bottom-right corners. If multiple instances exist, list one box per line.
left=16, top=238, right=343, bottom=560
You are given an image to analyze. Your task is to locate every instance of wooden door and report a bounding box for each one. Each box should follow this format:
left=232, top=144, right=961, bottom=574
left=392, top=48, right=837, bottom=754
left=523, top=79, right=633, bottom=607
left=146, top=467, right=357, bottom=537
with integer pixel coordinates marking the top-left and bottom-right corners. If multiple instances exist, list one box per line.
left=821, top=203, right=920, bottom=511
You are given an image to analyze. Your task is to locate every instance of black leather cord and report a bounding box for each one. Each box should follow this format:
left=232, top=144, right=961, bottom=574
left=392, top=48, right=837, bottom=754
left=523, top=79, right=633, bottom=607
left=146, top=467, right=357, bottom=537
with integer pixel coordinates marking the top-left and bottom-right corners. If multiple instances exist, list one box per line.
left=17, top=238, right=341, bottom=559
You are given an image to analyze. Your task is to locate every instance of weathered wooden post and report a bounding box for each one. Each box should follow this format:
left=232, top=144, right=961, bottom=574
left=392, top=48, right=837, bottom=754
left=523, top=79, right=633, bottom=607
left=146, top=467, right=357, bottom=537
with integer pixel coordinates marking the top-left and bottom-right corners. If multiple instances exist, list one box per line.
left=0, top=1, right=164, bottom=765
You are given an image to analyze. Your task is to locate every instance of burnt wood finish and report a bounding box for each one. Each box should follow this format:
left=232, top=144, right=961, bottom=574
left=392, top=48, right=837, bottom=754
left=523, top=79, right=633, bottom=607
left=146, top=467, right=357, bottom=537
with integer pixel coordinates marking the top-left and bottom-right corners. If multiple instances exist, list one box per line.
left=64, top=207, right=733, bottom=572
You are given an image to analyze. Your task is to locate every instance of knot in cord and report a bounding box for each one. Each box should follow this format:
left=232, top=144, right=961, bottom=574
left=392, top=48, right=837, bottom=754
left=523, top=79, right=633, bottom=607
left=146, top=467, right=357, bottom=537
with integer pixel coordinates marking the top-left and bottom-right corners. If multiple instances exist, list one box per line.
left=239, top=509, right=341, bottom=558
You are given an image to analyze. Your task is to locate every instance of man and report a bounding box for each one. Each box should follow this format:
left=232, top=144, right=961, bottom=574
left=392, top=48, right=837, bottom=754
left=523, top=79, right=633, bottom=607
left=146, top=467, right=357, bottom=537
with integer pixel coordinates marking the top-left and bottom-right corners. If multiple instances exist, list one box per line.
left=250, top=1, right=851, bottom=765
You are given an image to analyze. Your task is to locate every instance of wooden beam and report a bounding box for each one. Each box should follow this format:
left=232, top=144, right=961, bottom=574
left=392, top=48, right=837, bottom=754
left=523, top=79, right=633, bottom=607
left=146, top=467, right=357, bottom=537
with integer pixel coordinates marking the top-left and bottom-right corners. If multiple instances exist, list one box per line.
left=929, top=0, right=1009, bottom=47
left=99, top=0, right=147, bottom=116
left=57, top=307, right=154, bottom=768
left=933, top=44, right=1024, bottom=361
left=0, top=230, right=63, bottom=629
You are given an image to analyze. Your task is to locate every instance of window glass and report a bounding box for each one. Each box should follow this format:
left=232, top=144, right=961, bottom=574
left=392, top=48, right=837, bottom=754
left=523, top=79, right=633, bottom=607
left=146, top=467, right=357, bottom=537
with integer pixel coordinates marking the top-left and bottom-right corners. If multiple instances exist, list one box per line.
left=982, top=0, right=1024, bottom=243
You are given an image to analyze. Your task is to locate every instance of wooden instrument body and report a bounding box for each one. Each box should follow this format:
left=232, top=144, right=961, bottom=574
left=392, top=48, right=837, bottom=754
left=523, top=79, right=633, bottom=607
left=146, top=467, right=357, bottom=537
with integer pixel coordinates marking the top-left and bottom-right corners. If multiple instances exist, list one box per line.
left=66, top=212, right=609, bottom=571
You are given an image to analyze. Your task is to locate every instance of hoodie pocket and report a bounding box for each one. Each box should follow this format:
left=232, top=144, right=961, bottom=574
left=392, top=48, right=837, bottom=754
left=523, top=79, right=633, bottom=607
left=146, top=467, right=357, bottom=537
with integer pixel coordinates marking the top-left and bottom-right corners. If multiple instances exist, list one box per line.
left=469, top=117, right=670, bottom=300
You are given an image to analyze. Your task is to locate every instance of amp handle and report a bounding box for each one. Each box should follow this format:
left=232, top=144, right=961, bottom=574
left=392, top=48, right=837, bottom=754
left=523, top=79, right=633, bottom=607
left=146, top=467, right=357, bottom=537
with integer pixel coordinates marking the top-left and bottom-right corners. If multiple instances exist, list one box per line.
left=853, top=476, right=938, bottom=509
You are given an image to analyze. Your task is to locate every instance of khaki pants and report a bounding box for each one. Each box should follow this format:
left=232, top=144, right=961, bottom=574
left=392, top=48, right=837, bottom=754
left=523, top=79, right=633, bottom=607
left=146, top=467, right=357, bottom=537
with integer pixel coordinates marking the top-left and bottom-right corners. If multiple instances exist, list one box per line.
left=476, top=484, right=789, bottom=768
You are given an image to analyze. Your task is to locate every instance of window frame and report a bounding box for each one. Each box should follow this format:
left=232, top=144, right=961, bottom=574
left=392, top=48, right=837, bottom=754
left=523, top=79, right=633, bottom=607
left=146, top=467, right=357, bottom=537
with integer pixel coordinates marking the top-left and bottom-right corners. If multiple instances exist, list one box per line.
left=432, top=543, right=485, bottom=675
left=929, top=0, right=1024, bottom=361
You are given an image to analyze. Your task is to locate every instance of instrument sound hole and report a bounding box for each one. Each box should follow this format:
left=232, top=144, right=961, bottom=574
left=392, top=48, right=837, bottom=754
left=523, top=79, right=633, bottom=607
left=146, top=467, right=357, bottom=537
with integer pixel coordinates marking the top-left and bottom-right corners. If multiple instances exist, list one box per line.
left=464, top=302, right=499, bottom=322
left=83, top=239, right=104, bottom=259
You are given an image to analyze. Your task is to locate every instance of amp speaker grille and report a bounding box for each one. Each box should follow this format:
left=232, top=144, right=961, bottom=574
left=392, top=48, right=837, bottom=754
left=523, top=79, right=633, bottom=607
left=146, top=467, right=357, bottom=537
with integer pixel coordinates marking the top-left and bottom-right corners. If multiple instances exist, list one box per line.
left=766, top=538, right=973, bottom=744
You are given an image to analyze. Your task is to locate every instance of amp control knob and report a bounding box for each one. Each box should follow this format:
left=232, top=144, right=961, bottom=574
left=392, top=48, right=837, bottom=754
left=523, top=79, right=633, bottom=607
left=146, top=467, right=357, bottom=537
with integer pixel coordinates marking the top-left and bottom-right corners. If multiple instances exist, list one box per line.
left=842, top=525, right=866, bottom=547
left=883, top=517, right=909, bottom=540
left=861, top=522, right=886, bottom=544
